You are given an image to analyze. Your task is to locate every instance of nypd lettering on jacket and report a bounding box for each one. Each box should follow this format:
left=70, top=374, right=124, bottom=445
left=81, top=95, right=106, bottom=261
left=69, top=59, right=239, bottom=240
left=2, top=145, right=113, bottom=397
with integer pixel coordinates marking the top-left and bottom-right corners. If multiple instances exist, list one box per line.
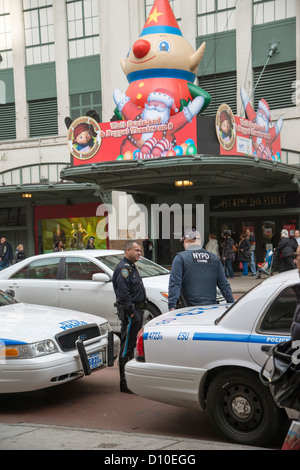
left=192, top=252, right=210, bottom=263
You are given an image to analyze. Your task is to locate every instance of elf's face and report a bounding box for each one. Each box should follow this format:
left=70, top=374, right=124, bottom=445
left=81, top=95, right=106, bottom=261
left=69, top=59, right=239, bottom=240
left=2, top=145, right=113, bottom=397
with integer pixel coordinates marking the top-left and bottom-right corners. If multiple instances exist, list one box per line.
left=76, top=130, right=92, bottom=144
left=221, top=119, right=230, bottom=134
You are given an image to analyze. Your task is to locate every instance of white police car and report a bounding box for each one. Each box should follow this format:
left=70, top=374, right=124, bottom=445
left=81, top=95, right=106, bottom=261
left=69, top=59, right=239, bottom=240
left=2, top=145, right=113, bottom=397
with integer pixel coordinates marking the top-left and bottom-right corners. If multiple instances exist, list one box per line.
left=0, top=290, right=120, bottom=393
left=126, top=270, right=300, bottom=447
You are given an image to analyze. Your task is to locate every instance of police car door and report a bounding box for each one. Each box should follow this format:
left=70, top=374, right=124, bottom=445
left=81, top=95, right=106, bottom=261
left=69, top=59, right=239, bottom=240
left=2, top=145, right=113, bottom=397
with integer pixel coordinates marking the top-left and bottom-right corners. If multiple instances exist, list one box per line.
left=248, top=285, right=297, bottom=367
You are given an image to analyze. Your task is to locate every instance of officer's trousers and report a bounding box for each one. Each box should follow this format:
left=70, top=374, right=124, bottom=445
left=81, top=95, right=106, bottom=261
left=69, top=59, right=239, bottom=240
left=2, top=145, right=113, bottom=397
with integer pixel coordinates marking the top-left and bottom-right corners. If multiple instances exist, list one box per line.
left=119, top=309, right=143, bottom=360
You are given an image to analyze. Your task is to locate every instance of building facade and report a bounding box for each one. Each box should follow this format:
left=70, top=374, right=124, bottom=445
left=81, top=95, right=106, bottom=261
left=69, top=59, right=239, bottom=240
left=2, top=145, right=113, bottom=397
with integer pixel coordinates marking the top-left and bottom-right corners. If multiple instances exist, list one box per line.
left=0, top=0, right=300, bottom=263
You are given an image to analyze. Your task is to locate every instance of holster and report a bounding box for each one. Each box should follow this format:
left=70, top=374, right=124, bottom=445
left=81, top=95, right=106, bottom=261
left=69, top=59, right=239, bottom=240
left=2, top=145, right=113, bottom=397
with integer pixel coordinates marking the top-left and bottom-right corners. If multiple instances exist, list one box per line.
left=134, top=300, right=148, bottom=311
left=176, top=292, right=188, bottom=309
left=114, top=301, right=125, bottom=321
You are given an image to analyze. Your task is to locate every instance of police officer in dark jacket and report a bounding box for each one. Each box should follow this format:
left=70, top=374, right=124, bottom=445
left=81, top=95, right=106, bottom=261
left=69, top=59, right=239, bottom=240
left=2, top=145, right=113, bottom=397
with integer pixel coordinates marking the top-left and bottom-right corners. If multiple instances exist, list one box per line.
left=168, top=229, right=234, bottom=310
left=112, top=240, right=146, bottom=393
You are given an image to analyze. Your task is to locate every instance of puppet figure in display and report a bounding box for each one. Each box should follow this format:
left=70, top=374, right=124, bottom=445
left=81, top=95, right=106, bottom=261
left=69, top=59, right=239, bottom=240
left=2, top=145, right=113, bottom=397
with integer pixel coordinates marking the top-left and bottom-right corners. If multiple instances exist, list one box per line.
left=240, top=87, right=283, bottom=160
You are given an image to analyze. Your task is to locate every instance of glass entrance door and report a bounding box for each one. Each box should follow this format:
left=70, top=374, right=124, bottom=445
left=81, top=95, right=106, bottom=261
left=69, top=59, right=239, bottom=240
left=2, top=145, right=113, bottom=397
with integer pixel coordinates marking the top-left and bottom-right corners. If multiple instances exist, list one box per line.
left=261, top=220, right=276, bottom=253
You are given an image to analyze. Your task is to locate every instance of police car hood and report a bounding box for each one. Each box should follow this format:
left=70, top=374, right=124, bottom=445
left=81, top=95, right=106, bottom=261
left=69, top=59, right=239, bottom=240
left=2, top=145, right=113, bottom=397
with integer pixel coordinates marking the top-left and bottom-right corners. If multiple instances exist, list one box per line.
left=142, top=273, right=169, bottom=288
left=147, top=304, right=230, bottom=328
left=0, top=302, right=106, bottom=344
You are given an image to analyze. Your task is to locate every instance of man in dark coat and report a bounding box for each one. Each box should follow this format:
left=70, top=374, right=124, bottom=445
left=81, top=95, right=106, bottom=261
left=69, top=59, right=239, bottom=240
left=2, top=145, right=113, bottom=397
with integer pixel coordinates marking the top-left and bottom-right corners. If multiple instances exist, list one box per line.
left=0, top=237, right=13, bottom=270
left=274, top=229, right=297, bottom=273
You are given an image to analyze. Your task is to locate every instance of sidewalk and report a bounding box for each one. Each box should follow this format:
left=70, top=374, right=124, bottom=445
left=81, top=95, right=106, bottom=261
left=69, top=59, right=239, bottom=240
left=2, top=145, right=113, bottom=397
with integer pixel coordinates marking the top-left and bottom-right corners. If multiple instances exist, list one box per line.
left=0, top=422, right=267, bottom=450
left=228, top=273, right=263, bottom=295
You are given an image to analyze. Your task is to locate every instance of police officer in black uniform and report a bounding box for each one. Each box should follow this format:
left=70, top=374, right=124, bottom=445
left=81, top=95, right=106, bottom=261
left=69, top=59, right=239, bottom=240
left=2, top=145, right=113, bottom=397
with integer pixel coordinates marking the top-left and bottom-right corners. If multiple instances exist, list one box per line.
left=112, top=240, right=146, bottom=393
left=168, top=229, right=234, bottom=310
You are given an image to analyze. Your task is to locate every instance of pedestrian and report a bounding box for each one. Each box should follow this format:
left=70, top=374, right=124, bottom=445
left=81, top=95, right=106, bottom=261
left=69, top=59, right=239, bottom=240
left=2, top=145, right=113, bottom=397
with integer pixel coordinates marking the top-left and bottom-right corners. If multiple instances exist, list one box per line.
left=0, top=237, right=13, bottom=270
left=274, top=229, right=297, bottom=273
left=245, top=228, right=256, bottom=276
left=142, top=236, right=153, bottom=260
left=53, top=240, right=65, bottom=252
left=221, top=231, right=235, bottom=279
left=291, top=229, right=300, bottom=252
left=168, top=229, right=234, bottom=310
left=86, top=236, right=95, bottom=249
left=112, top=240, right=147, bottom=393
left=205, top=234, right=220, bottom=258
left=14, top=244, right=26, bottom=263
left=238, top=233, right=251, bottom=277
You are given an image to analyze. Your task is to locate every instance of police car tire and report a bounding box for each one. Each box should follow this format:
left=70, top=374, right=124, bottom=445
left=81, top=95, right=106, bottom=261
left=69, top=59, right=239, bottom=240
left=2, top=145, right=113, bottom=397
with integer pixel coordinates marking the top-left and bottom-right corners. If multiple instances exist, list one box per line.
left=143, top=303, right=161, bottom=326
left=206, top=368, right=286, bottom=447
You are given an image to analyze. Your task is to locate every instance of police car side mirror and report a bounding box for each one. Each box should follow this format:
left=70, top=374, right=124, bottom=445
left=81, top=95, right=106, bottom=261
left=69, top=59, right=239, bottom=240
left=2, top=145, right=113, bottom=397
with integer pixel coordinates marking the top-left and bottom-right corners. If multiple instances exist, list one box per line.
left=5, top=289, right=15, bottom=298
left=92, top=273, right=111, bottom=283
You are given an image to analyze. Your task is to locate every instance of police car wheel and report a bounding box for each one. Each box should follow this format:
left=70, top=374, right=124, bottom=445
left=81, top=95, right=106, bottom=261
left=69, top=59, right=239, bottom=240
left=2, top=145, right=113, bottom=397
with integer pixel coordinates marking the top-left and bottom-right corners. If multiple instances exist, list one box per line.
left=206, top=369, right=286, bottom=447
left=143, top=303, right=160, bottom=326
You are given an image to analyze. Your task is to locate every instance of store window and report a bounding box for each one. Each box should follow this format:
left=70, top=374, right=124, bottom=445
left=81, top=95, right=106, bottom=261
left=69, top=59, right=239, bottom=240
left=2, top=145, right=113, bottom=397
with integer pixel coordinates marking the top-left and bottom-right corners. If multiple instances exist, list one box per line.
left=70, top=91, right=102, bottom=122
left=253, top=0, right=296, bottom=25
left=66, top=0, right=100, bottom=59
left=34, top=202, right=108, bottom=254
left=0, top=0, right=12, bottom=69
left=197, top=0, right=236, bottom=35
left=23, top=0, right=55, bottom=65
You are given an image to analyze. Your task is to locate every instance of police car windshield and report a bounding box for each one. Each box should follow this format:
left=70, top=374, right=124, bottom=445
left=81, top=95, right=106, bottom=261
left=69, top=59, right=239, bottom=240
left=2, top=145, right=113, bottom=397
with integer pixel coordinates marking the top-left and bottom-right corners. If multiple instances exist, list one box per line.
left=97, top=255, right=170, bottom=278
left=0, top=290, right=17, bottom=306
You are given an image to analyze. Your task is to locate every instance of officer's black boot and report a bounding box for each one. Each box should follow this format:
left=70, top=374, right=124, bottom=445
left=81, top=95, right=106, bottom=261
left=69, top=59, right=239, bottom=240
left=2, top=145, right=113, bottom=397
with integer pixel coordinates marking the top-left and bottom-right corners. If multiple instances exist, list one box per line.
left=119, top=357, right=134, bottom=394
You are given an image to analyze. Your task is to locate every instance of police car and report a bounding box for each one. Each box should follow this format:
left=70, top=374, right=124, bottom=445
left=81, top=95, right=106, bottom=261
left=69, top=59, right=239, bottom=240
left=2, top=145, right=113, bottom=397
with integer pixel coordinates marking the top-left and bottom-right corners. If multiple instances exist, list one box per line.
left=126, top=270, right=300, bottom=447
left=0, top=290, right=120, bottom=393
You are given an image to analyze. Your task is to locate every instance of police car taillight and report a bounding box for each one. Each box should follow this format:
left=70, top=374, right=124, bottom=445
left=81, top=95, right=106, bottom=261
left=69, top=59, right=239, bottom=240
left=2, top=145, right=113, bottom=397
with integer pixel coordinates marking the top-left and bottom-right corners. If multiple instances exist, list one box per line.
left=136, top=328, right=145, bottom=362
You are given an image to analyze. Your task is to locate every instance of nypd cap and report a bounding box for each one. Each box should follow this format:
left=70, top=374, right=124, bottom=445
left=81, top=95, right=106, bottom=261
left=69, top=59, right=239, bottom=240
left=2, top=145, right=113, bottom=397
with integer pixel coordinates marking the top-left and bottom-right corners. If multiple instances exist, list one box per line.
left=180, top=229, right=201, bottom=242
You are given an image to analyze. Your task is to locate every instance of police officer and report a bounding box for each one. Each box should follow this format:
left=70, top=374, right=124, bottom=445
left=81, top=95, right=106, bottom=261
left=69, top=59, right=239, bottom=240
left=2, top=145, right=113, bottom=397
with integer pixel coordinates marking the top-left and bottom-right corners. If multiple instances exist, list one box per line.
left=168, top=229, right=234, bottom=310
left=112, top=240, right=146, bottom=393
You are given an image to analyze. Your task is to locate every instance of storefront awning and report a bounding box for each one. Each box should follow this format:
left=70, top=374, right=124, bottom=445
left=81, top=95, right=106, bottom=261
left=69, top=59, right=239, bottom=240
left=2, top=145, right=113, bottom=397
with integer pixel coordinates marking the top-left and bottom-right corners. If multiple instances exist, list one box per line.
left=60, top=155, right=300, bottom=197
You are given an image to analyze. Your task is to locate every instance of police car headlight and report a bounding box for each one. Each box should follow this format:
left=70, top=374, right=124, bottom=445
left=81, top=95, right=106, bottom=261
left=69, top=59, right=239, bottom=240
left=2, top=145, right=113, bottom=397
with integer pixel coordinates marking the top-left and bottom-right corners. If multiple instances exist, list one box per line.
left=99, top=321, right=112, bottom=336
left=0, top=340, right=57, bottom=359
left=31, top=340, right=57, bottom=357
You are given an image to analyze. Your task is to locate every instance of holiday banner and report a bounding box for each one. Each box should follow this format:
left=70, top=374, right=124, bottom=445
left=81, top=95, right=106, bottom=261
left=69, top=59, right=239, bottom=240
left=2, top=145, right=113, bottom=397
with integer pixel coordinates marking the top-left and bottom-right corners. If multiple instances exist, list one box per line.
left=216, top=90, right=283, bottom=161
left=68, top=111, right=198, bottom=166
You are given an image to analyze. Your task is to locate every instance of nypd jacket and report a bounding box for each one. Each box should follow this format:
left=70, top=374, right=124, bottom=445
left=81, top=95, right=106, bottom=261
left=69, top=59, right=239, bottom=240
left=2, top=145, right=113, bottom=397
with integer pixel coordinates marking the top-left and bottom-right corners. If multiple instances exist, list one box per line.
left=168, top=247, right=234, bottom=309
left=112, top=256, right=146, bottom=315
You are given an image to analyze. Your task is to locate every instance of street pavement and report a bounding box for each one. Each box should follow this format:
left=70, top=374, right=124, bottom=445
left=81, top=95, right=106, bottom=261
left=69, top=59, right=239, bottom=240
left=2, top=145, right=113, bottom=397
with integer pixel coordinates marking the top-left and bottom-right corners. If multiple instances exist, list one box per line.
left=0, top=422, right=267, bottom=451
left=0, top=274, right=269, bottom=451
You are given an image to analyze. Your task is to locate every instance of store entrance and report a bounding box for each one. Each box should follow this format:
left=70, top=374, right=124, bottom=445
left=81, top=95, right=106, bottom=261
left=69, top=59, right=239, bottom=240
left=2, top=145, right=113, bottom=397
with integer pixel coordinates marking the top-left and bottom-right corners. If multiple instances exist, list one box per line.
left=217, top=215, right=299, bottom=271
